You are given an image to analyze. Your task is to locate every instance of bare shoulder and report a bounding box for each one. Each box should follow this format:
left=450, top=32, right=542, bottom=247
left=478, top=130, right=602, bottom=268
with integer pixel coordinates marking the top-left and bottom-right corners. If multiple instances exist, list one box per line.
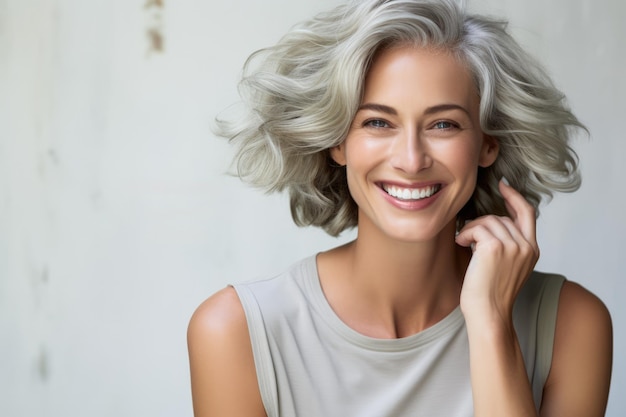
left=554, top=281, right=612, bottom=357
left=187, top=287, right=266, bottom=417
left=188, top=286, right=248, bottom=339
left=559, top=280, right=612, bottom=323
left=540, top=280, right=612, bottom=417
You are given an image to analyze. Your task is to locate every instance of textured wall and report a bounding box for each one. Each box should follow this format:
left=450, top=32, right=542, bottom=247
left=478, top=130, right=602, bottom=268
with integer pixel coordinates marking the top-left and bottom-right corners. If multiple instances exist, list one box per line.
left=0, top=0, right=623, bottom=416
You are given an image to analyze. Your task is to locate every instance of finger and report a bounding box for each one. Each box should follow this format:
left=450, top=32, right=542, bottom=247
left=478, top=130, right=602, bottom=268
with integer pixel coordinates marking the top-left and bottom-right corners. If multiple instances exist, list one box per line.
left=456, top=215, right=523, bottom=250
left=455, top=222, right=496, bottom=252
left=499, top=178, right=536, bottom=244
left=456, top=216, right=539, bottom=269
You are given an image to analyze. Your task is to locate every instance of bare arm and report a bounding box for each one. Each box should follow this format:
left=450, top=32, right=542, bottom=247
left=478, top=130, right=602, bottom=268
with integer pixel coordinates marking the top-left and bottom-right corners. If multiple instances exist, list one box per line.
left=464, top=311, right=538, bottom=416
left=463, top=281, right=612, bottom=417
left=540, top=281, right=612, bottom=417
left=456, top=179, right=612, bottom=416
left=457, top=179, right=542, bottom=417
left=187, top=287, right=267, bottom=417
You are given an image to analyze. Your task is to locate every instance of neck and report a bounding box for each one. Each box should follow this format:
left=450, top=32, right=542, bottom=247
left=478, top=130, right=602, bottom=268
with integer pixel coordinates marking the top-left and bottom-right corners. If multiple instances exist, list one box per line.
left=318, top=218, right=469, bottom=339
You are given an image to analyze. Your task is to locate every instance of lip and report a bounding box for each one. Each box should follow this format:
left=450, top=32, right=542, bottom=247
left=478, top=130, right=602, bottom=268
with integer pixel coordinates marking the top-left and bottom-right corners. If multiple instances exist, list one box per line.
left=378, top=180, right=442, bottom=189
left=377, top=181, right=444, bottom=210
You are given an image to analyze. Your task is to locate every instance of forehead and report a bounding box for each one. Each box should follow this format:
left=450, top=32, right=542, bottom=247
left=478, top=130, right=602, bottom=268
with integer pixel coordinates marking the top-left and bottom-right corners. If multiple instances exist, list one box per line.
left=362, top=46, right=478, bottom=111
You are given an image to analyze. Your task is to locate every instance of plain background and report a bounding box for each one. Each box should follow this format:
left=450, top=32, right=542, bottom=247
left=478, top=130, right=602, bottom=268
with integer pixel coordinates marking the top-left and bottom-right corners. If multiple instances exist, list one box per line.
left=1, top=0, right=624, bottom=415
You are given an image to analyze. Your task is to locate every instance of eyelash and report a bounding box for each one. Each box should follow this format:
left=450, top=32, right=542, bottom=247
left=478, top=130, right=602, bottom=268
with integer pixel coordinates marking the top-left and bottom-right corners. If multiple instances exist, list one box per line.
left=432, top=120, right=459, bottom=130
left=363, top=119, right=390, bottom=129
left=362, top=119, right=460, bottom=130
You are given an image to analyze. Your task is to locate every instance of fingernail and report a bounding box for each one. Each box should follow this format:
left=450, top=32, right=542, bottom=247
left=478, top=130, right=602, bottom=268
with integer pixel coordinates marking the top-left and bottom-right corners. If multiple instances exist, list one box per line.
left=501, top=176, right=510, bottom=186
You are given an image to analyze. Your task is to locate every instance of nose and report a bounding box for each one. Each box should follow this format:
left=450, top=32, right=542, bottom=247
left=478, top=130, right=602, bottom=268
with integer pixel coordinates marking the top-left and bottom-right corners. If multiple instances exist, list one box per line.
left=389, top=128, right=432, bottom=174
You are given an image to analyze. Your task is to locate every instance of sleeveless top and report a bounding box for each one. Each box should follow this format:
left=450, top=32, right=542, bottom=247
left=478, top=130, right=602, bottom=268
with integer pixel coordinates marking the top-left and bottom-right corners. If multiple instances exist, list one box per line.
left=233, top=255, right=565, bottom=417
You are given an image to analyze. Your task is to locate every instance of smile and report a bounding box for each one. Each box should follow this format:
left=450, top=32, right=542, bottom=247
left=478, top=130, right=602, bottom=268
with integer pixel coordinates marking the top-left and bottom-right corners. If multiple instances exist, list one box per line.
left=381, top=183, right=442, bottom=201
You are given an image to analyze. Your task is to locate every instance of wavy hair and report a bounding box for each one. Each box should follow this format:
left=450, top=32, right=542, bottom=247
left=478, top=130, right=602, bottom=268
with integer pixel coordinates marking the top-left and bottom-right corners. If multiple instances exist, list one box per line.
left=216, top=0, right=584, bottom=236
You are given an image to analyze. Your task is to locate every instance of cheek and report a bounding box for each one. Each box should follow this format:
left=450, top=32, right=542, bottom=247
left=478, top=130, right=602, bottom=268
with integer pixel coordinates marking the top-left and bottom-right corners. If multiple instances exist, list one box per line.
left=433, top=139, right=482, bottom=169
left=456, top=148, right=482, bottom=172
left=343, top=135, right=383, bottom=172
left=342, top=140, right=382, bottom=201
left=343, top=154, right=368, bottom=196
left=435, top=140, right=484, bottom=197
left=345, top=135, right=382, bottom=159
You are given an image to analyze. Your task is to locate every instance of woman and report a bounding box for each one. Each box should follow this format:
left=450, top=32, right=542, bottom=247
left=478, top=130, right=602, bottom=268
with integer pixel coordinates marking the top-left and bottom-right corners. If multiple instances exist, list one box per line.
left=188, top=1, right=612, bottom=416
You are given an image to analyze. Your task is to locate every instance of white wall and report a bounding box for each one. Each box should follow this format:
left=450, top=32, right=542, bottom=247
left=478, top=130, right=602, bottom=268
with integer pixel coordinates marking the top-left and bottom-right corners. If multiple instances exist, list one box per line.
left=0, top=0, right=623, bottom=416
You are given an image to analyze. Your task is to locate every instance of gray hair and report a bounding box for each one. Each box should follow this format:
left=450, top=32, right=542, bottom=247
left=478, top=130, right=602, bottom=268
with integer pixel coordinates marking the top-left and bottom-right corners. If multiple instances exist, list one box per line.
left=216, top=0, right=583, bottom=236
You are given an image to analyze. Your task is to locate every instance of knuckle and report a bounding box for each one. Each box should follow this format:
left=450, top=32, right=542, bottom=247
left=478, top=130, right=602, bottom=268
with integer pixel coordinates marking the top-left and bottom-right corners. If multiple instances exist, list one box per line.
left=519, top=243, right=533, bottom=257
left=500, top=216, right=514, bottom=226
left=482, top=238, right=505, bottom=254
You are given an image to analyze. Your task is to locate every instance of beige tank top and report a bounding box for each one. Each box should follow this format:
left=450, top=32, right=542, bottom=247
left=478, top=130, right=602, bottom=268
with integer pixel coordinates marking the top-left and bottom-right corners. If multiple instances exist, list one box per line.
left=233, top=255, right=564, bottom=417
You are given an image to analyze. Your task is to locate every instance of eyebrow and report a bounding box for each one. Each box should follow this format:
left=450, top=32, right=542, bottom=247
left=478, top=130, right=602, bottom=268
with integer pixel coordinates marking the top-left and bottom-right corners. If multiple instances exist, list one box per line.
left=357, top=103, right=398, bottom=115
left=423, top=103, right=471, bottom=117
left=357, top=102, right=471, bottom=117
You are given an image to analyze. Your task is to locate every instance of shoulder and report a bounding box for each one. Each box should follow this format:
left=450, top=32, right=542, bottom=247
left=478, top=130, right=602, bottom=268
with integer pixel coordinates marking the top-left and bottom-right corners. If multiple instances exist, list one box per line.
left=557, top=280, right=612, bottom=330
left=553, top=280, right=612, bottom=368
left=187, top=287, right=255, bottom=372
left=188, top=286, right=253, bottom=361
left=188, top=286, right=248, bottom=338
left=554, top=280, right=612, bottom=355
left=187, top=287, right=266, bottom=417
left=540, top=280, right=612, bottom=417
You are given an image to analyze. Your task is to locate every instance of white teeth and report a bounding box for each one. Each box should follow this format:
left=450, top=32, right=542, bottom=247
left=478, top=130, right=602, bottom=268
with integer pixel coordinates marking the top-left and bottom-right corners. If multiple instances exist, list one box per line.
left=383, top=184, right=440, bottom=200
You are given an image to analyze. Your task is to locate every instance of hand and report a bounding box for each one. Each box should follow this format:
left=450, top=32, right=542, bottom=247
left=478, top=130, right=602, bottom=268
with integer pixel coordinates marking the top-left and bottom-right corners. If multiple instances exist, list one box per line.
left=455, top=178, right=540, bottom=322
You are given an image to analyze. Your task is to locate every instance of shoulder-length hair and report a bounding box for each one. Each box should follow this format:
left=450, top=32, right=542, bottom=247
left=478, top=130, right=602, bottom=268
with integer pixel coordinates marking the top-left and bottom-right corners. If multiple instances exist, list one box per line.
left=216, top=0, right=584, bottom=236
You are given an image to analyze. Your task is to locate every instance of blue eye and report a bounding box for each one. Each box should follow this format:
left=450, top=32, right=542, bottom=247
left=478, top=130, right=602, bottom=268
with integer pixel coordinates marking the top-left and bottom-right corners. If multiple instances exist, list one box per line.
left=364, top=119, right=389, bottom=128
left=433, top=121, right=455, bottom=129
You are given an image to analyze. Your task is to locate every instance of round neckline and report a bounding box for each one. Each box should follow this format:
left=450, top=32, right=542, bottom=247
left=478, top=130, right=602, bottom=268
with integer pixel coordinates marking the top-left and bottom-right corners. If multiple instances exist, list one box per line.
left=303, top=255, right=465, bottom=352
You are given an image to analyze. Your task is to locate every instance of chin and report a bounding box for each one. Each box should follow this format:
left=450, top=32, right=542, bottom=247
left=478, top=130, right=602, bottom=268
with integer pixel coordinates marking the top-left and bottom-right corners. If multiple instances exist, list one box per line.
left=376, top=218, right=455, bottom=244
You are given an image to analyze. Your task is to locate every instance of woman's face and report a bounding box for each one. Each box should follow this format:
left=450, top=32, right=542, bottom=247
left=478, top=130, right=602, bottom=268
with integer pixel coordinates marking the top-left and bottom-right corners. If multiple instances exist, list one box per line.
left=331, top=46, right=498, bottom=242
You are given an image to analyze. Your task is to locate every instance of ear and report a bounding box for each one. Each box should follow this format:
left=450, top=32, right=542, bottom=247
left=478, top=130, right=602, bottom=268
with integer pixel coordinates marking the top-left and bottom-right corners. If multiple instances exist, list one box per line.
left=478, top=134, right=499, bottom=168
left=329, top=143, right=347, bottom=166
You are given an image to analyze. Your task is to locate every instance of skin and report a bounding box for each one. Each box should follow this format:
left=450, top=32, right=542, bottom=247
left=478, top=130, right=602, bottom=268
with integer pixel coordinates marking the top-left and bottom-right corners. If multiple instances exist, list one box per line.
left=188, top=46, right=612, bottom=416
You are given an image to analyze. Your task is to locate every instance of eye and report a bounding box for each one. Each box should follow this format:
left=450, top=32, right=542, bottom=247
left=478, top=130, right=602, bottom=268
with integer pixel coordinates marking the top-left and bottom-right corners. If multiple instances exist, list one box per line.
left=363, top=119, right=390, bottom=129
left=432, top=120, right=458, bottom=130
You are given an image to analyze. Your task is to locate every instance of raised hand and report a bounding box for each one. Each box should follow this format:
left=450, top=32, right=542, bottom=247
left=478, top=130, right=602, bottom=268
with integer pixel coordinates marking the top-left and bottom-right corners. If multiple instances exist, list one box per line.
left=455, top=178, right=540, bottom=322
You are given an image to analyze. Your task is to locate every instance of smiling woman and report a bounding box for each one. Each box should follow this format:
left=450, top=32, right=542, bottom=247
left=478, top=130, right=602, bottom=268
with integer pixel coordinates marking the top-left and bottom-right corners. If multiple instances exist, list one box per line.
left=187, top=1, right=612, bottom=416
left=329, top=47, right=498, bottom=243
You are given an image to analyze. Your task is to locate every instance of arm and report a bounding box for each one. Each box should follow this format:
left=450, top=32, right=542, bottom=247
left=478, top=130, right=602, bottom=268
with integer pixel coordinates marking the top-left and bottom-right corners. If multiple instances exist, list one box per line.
left=187, top=287, right=267, bottom=417
left=462, top=280, right=613, bottom=417
left=540, top=281, right=612, bottom=417
left=456, top=179, right=612, bottom=416
left=464, top=308, right=538, bottom=417
left=452, top=179, right=537, bottom=416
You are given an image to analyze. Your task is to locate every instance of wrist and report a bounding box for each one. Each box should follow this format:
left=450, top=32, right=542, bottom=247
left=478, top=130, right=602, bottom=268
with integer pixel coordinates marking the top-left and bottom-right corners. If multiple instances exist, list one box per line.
left=462, top=303, right=516, bottom=339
